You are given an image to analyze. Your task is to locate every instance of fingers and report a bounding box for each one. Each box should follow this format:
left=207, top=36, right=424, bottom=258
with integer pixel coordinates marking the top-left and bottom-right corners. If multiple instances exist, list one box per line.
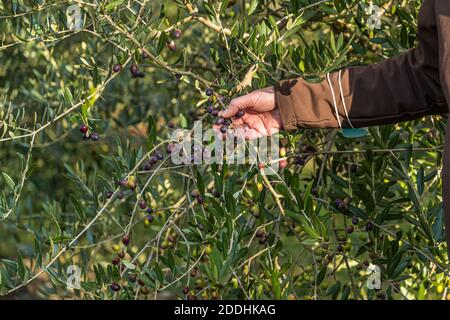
left=218, top=100, right=241, bottom=118
left=214, top=113, right=276, bottom=140
left=213, top=124, right=263, bottom=140
left=220, top=87, right=275, bottom=119
left=230, top=117, right=245, bottom=126
left=227, top=125, right=263, bottom=140
left=219, top=92, right=255, bottom=118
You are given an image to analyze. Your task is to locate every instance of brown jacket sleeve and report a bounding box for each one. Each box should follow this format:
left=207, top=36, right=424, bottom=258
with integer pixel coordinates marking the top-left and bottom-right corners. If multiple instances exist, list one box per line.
left=275, top=0, right=450, bottom=256
left=275, top=1, right=448, bottom=130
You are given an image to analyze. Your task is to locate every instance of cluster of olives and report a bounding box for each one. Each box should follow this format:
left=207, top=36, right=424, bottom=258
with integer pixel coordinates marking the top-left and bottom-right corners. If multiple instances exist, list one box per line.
left=79, top=124, right=99, bottom=141
left=143, top=151, right=164, bottom=171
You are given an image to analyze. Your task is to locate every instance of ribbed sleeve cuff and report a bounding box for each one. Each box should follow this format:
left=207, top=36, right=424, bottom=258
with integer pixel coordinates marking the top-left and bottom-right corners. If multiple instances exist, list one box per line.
left=274, top=80, right=300, bottom=131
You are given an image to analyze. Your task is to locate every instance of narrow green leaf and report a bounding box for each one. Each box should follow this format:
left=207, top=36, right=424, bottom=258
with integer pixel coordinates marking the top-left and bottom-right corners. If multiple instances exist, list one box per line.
left=157, top=32, right=168, bottom=56
left=122, top=260, right=136, bottom=270
left=1, top=172, right=15, bottom=190
left=17, top=251, right=26, bottom=281
left=105, top=0, right=125, bottom=11
left=417, top=166, right=424, bottom=195
left=248, top=0, right=258, bottom=15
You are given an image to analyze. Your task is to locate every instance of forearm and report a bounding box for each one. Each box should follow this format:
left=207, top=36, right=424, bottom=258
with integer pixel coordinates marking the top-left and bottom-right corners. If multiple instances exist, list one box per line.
left=275, top=49, right=447, bottom=130
left=275, top=0, right=449, bottom=131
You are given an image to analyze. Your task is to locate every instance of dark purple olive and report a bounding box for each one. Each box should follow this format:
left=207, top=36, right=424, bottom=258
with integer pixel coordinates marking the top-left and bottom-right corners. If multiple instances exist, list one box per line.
left=255, top=229, right=265, bottom=238
left=172, top=29, right=182, bottom=39
left=90, top=132, right=99, bottom=141
left=143, top=162, right=152, bottom=171
left=215, top=117, right=225, bottom=126
left=187, top=294, right=197, bottom=300
left=132, top=71, right=145, bottom=78
left=258, top=236, right=268, bottom=245
left=167, top=144, right=175, bottom=154
left=130, top=63, right=139, bottom=76
left=122, top=234, right=130, bottom=246
left=110, top=283, right=121, bottom=292
left=155, top=151, right=164, bottom=160
left=113, top=64, right=122, bottom=72
left=128, top=274, right=137, bottom=282
left=139, top=200, right=147, bottom=210
left=149, top=156, right=158, bottom=165
left=235, top=110, right=245, bottom=119
left=338, top=201, right=347, bottom=211
left=79, top=124, right=88, bottom=133
left=294, top=156, right=305, bottom=165
left=118, top=179, right=128, bottom=187
left=190, top=190, right=200, bottom=198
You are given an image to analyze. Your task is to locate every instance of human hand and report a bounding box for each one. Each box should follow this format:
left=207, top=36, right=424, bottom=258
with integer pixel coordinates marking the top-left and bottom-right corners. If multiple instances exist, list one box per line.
left=214, top=87, right=282, bottom=139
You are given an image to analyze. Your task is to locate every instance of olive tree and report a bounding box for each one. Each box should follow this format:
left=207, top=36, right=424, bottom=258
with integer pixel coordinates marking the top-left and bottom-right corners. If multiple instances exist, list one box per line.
left=0, top=0, right=448, bottom=300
